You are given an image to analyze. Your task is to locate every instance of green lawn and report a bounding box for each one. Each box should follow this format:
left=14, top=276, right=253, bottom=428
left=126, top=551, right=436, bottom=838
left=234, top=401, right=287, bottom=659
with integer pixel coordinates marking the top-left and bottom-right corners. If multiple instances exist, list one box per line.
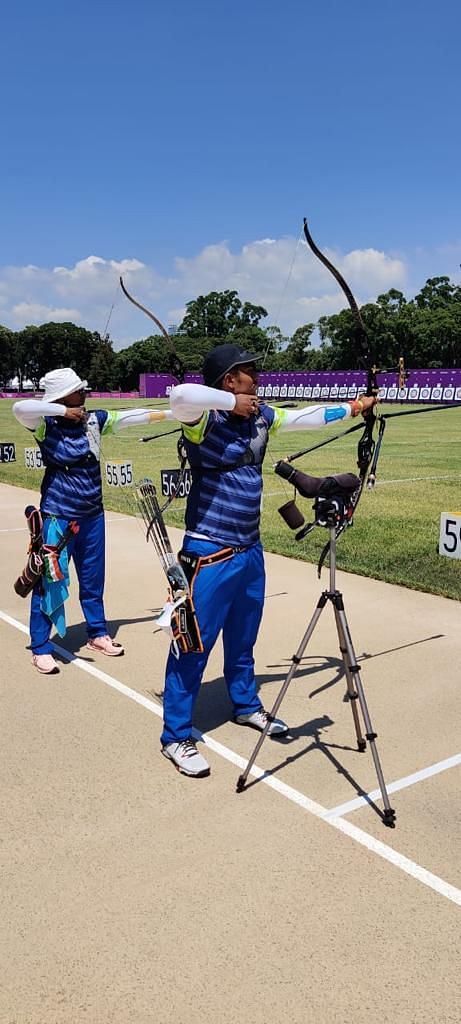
left=1, top=398, right=460, bottom=600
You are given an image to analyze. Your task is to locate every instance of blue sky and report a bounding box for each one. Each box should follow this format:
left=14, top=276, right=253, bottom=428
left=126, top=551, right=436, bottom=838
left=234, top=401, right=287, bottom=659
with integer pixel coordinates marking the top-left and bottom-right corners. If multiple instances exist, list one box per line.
left=1, top=0, right=460, bottom=346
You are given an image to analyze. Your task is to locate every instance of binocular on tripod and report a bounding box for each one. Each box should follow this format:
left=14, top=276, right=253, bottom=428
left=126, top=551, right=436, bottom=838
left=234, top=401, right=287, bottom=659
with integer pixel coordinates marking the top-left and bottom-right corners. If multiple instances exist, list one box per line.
left=275, top=461, right=361, bottom=539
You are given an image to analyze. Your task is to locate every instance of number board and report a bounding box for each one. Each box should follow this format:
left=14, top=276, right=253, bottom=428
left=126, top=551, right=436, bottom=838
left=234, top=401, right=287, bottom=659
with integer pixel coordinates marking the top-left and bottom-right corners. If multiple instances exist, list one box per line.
left=0, top=442, right=16, bottom=463
left=105, top=461, right=133, bottom=487
left=160, top=468, right=192, bottom=499
left=439, top=513, right=461, bottom=560
left=24, top=447, right=43, bottom=469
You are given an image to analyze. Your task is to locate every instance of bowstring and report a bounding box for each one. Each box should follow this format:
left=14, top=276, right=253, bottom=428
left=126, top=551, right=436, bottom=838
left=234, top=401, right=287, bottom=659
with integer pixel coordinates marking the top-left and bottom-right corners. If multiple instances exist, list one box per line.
left=260, top=228, right=305, bottom=504
left=261, top=228, right=304, bottom=368
left=77, top=411, right=150, bottom=584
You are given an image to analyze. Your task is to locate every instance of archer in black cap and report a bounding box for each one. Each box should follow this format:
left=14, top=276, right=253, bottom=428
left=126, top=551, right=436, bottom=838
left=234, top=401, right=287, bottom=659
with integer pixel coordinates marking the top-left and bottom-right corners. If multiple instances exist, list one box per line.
left=202, top=344, right=261, bottom=388
left=159, top=349, right=377, bottom=778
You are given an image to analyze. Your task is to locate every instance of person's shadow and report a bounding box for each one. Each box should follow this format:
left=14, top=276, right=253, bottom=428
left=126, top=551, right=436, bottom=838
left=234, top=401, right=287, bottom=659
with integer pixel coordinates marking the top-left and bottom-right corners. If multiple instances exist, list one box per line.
left=191, top=655, right=344, bottom=734
left=44, top=611, right=162, bottom=659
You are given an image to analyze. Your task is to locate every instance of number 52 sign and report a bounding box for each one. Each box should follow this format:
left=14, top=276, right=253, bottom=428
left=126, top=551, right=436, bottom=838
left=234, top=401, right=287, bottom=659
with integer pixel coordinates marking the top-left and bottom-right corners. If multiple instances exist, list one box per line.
left=439, top=513, right=461, bottom=560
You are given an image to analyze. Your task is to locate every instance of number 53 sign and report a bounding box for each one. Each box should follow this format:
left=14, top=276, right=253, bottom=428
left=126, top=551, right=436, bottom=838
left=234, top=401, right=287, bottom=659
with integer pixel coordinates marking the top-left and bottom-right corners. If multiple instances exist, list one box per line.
left=439, top=513, right=461, bottom=560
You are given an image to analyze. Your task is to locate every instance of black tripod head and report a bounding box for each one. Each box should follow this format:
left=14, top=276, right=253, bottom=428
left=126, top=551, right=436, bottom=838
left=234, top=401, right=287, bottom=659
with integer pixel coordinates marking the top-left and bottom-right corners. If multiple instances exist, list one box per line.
left=274, top=461, right=360, bottom=539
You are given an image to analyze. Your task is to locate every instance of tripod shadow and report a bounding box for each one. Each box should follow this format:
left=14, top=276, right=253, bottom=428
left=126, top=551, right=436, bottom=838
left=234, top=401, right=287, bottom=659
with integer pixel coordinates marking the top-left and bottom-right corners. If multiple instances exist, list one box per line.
left=264, top=655, right=345, bottom=699
left=267, top=631, right=446, bottom=701
left=242, top=725, right=386, bottom=824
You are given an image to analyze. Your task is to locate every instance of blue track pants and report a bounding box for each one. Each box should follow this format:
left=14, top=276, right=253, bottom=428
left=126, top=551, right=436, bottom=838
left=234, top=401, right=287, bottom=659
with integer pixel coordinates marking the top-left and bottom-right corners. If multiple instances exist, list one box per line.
left=161, top=537, right=265, bottom=746
left=30, top=512, right=107, bottom=654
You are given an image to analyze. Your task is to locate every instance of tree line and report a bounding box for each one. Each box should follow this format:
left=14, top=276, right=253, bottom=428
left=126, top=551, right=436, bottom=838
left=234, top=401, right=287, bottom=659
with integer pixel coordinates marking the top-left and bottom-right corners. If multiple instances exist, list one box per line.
left=1, top=276, right=460, bottom=392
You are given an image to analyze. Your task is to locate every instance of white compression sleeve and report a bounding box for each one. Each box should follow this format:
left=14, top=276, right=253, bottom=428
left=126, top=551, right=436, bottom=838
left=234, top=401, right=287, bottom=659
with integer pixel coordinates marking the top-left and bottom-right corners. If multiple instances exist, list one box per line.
left=13, top=400, right=67, bottom=429
left=277, top=403, right=353, bottom=431
left=169, top=383, right=236, bottom=423
left=111, top=408, right=175, bottom=430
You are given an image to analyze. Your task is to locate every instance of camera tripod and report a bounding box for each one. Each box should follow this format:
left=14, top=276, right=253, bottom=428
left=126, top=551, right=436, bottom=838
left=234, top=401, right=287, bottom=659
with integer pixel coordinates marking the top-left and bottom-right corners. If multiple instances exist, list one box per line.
left=236, top=521, right=396, bottom=828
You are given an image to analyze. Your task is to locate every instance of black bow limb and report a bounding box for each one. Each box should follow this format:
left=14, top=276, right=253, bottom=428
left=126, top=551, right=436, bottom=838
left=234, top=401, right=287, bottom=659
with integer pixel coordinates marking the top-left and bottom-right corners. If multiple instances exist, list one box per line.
left=119, top=276, right=185, bottom=383
left=302, top=218, right=378, bottom=491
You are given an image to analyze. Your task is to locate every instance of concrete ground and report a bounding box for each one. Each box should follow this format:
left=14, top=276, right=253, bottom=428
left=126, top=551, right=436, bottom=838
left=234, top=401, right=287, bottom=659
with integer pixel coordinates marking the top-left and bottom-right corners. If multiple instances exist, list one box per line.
left=0, top=482, right=460, bottom=1024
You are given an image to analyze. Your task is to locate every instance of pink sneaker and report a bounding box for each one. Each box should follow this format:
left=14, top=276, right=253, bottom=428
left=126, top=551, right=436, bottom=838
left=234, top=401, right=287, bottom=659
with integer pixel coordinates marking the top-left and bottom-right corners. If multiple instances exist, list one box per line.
left=32, top=653, right=60, bottom=674
left=87, top=635, right=124, bottom=657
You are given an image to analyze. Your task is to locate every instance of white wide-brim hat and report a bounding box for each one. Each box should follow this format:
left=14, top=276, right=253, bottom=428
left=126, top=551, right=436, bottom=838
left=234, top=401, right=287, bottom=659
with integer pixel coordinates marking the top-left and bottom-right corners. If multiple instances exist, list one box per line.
left=40, top=367, right=89, bottom=402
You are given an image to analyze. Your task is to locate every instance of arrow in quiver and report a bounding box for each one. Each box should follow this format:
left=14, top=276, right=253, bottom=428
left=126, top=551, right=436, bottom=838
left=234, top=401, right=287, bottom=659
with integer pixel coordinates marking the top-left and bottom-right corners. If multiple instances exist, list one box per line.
left=134, top=479, right=203, bottom=654
left=14, top=507, right=79, bottom=598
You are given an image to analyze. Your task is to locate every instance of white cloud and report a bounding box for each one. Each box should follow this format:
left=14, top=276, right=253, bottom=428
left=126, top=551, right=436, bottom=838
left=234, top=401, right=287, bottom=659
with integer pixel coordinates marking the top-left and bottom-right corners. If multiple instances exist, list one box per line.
left=0, top=237, right=410, bottom=347
left=12, top=302, right=82, bottom=323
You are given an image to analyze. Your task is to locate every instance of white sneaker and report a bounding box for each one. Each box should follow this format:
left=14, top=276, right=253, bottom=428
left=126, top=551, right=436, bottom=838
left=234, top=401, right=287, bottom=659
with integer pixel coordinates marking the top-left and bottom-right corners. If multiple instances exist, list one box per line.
left=162, top=738, right=210, bottom=777
left=235, top=709, right=289, bottom=736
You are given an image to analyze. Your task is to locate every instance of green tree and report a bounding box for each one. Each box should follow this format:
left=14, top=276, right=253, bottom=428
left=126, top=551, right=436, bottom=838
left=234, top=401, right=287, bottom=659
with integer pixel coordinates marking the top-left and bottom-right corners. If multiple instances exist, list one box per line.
left=414, top=276, right=461, bottom=309
left=13, top=322, right=106, bottom=388
left=113, top=337, right=170, bottom=390
left=180, top=290, right=268, bottom=339
left=0, top=326, right=15, bottom=388
left=89, top=336, right=117, bottom=390
left=277, top=323, right=315, bottom=370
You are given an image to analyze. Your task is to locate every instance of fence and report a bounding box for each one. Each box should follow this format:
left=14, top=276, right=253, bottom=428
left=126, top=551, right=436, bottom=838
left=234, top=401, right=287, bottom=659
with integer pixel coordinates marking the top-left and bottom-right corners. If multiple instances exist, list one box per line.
left=140, top=368, right=461, bottom=404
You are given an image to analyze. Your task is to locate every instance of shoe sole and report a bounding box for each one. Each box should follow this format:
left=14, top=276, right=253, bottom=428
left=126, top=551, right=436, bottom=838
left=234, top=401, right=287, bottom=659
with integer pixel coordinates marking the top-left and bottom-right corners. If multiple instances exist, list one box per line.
left=32, top=662, right=60, bottom=675
left=161, top=748, right=210, bottom=778
left=87, top=645, right=124, bottom=657
left=234, top=719, right=289, bottom=737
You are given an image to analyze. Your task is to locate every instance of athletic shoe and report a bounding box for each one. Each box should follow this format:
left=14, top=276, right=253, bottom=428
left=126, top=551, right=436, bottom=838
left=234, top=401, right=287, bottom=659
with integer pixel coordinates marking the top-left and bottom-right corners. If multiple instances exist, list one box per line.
left=87, top=635, right=124, bottom=657
left=162, top=738, right=210, bottom=777
left=234, top=709, right=289, bottom=736
left=32, top=653, right=60, bottom=674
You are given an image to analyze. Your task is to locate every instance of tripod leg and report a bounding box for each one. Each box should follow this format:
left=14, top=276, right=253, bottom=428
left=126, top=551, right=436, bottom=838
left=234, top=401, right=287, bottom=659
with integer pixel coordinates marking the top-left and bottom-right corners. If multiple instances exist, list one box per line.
left=334, top=596, right=396, bottom=827
left=333, top=604, right=366, bottom=751
left=236, top=593, right=329, bottom=792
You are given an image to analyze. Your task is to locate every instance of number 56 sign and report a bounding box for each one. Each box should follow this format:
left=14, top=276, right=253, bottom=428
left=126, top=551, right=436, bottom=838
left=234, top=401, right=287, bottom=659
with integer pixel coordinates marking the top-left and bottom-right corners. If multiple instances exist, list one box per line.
left=439, top=513, right=461, bottom=560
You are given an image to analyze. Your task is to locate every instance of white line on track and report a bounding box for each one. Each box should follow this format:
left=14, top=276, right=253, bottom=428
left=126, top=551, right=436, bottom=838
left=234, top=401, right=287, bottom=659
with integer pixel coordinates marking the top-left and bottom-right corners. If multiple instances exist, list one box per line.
left=375, top=473, right=461, bottom=486
left=325, top=753, right=461, bottom=818
left=1, top=607, right=460, bottom=909
left=264, top=473, right=461, bottom=497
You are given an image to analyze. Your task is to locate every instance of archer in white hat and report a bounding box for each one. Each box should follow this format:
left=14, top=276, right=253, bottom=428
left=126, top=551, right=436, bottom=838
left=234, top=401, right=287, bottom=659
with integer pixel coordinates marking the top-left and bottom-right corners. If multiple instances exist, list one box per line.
left=13, top=367, right=174, bottom=675
left=39, top=367, right=89, bottom=402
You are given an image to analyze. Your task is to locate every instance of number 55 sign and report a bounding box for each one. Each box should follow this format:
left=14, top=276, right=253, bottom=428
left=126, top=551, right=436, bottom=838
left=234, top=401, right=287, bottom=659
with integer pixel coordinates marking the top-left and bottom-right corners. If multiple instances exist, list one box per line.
left=105, top=461, right=133, bottom=487
left=439, top=513, right=461, bottom=560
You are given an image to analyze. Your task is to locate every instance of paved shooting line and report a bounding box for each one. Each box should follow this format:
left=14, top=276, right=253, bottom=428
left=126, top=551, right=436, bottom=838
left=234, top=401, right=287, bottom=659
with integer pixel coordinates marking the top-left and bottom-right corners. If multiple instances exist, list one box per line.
left=0, top=526, right=30, bottom=533
left=324, top=752, right=461, bottom=818
left=1, top=606, right=460, bottom=910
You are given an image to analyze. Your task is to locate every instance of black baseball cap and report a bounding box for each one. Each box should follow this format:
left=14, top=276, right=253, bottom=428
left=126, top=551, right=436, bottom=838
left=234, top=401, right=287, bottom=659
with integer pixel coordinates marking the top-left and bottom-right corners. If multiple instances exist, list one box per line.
left=202, top=344, right=261, bottom=387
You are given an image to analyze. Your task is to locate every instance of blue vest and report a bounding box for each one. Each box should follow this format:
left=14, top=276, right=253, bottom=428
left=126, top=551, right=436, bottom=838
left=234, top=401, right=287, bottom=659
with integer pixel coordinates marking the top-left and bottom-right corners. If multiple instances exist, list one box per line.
left=35, top=410, right=108, bottom=518
left=183, top=404, right=275, bottom=547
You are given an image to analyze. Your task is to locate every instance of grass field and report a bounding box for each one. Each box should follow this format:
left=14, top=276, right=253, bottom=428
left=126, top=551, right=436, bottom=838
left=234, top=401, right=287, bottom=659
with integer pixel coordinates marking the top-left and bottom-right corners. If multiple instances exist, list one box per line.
left=1, top=398, right=460, bottom=600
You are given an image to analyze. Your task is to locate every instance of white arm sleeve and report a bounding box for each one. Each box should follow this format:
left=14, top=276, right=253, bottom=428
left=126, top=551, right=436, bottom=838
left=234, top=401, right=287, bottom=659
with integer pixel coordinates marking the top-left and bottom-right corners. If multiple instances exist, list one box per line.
left=169, top=383, right=236, bottom=423
left=13, top=400, right=67, bottom=429
left=110, top=407, right=175, bottom=431
left=277, top=403, right=353, bottom=431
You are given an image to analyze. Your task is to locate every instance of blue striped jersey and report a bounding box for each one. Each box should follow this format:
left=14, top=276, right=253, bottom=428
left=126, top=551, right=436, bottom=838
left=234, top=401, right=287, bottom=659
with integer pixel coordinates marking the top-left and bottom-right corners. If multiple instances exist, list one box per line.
left=34, top=410, right=108, bottom=518
left=182, top=404, right=276, bottom=547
